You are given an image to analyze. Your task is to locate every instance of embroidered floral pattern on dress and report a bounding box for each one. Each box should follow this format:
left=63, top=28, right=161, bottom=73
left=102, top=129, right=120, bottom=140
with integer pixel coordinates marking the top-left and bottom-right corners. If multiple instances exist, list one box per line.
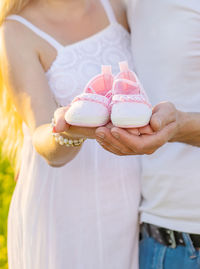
left=45, top=24, right=133, bottom=107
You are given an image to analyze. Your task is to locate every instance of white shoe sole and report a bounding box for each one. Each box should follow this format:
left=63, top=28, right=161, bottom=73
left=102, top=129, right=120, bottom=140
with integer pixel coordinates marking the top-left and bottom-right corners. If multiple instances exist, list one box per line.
left=111, top=103, right=152, bottom=128
left=65, top=100, right=110, bottom=127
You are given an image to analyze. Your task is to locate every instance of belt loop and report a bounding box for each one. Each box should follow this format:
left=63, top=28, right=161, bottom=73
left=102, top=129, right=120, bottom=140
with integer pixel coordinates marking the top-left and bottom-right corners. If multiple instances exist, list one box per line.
left=167, top=230, right=176, bottom=249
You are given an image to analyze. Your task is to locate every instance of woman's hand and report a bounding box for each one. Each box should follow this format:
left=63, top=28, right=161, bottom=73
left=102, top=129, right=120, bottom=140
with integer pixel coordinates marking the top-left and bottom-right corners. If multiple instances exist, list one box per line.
left=53, top=106, right=97, bottom=139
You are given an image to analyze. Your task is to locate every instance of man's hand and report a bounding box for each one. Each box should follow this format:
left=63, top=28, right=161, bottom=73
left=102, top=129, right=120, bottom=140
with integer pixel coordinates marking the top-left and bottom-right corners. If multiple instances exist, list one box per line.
left=95, top=102, right=182, bottom=155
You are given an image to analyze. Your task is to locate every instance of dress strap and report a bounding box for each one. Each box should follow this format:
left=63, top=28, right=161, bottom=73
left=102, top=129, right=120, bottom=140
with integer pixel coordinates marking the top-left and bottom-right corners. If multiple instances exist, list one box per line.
left=100, top=0, right=117, bottom=24
left=6, top=15, right=63, bottom=51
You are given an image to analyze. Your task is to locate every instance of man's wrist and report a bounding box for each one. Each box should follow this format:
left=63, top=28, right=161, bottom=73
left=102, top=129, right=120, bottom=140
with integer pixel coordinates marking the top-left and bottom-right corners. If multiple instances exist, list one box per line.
left=169, top=110, right=188, bottom=143
left=169, top=110, right=200, bottom=146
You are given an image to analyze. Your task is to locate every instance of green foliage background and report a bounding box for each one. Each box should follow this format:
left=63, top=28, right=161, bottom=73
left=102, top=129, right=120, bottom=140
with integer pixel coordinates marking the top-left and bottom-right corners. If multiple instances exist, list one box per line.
left=0, top=147, right=15, bottom=269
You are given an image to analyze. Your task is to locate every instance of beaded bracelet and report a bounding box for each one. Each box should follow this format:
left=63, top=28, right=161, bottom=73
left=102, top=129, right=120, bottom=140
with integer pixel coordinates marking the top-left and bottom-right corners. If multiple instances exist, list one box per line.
left=51, top=118, right=85, bottom=147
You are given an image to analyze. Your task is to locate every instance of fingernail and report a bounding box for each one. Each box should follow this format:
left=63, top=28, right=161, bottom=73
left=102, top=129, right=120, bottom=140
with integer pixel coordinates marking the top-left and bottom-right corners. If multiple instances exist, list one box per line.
left=52, top=126, right=57, bottom=133
left=112, top=132, right=120, bottom=139
left=96, top=133, right=105, bottom=139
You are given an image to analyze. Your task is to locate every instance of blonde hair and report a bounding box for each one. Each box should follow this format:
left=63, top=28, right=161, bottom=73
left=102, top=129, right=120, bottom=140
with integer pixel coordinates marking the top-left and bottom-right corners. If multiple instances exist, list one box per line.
left=0, top=0, right=30, bottom=175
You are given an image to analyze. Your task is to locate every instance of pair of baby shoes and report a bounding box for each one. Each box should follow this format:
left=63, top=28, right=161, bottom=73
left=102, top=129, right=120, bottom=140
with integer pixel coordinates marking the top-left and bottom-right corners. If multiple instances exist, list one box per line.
left=65, top=61, right=152, bottom=128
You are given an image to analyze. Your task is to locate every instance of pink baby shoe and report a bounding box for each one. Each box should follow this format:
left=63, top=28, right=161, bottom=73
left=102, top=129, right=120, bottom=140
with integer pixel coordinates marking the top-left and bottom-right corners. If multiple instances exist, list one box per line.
left=65, top=66, right=113, bottom=127
left=111, top=61, right=152, bottom=128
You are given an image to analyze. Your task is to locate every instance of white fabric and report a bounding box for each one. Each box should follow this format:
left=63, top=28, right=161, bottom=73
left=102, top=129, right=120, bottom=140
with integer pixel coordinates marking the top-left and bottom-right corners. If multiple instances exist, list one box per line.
left=7, top=1, right=140, bottom=268
left=100, top=0, right=117, bottom=23
left=128, top=0, right=200, bottom=234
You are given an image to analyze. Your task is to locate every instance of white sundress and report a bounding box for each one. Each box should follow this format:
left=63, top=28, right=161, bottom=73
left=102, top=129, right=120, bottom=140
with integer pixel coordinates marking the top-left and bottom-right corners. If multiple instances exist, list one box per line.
left=7, top=1, right=141, bottom=268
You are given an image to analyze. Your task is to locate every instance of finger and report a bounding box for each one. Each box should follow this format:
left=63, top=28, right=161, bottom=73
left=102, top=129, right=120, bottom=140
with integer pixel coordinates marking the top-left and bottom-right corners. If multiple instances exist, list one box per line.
left=96, top=140, right=127, bottom=156
left=138, top=125, right=154, bottom=135
left=150, top=102, right=176, bottom=132
left=111, top=126, right=164, bottom=153
left=105, top=122, right=115, bottom=129
left=112, top=121, right=176, bottom=155
left=96, top=127, right=133, bottom=154
left=111, top=127, right=144, bottom=153
left=54, top=106, right=70, bottom=133
left=139, top=121, right=177, bottom=152
left=126, top=128, right=140, bottom=136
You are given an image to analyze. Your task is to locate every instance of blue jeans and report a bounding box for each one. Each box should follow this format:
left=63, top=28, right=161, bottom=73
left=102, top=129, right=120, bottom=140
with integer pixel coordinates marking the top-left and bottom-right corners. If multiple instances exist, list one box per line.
left=139, top=227, right=200, bottom=269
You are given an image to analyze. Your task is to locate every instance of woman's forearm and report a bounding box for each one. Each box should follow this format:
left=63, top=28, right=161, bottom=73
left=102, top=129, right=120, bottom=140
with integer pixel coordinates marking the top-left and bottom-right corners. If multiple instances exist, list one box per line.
left=32, top=124, right=82, bottom=167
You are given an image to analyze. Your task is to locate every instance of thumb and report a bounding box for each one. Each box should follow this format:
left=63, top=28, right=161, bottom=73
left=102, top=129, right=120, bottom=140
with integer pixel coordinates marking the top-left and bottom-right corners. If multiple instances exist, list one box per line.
left=139, top=124, right=154, bottom=135
left=150, top=102, right=176, bottom=132
left=53, top=106, right=70, bottom=133
left=150, top=113, right=162, bottom=132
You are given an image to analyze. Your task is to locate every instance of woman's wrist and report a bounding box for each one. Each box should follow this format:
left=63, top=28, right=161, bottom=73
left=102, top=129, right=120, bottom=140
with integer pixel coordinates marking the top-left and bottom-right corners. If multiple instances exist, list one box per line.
left=52, top=132, right=85, bottom=147
left=51, top=118, right=85, bottom=147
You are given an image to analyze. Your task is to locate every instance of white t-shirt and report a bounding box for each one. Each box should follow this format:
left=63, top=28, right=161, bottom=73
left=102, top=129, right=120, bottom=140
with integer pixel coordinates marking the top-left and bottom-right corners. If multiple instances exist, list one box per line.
left=128, top=0, right=200, bottom=234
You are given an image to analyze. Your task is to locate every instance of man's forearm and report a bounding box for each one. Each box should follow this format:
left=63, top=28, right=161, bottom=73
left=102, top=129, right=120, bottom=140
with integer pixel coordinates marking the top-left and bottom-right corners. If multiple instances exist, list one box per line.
left=170, top=111, right=200, bottom=147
